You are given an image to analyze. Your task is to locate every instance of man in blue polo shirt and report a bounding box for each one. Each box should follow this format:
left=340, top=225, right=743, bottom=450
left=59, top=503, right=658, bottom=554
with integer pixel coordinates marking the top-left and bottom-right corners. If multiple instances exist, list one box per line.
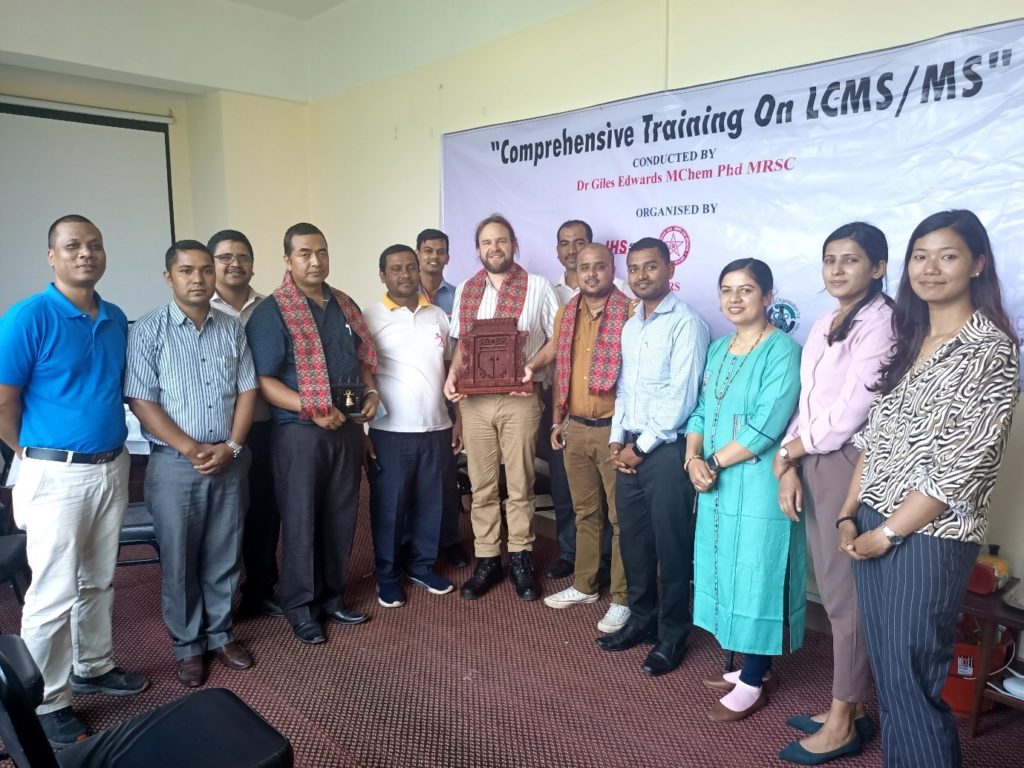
left=0, top=215, right=149, bottom=748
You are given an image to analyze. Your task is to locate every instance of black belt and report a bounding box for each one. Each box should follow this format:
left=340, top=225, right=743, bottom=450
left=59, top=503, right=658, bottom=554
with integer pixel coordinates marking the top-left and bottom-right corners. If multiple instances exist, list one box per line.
left=624, top=431, right=643, bottom=445
left=24, top=446, right=123, bottom=465
left=568, top=415, right=613, bottom=428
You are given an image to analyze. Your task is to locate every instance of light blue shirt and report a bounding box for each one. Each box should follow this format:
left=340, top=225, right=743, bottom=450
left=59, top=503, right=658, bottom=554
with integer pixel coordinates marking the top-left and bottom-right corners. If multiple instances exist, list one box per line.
left=421, top=278, right=457, bottom=316
left=611, top=292, right=710, bottom=453
left=125, top=302, right=257, bottom=445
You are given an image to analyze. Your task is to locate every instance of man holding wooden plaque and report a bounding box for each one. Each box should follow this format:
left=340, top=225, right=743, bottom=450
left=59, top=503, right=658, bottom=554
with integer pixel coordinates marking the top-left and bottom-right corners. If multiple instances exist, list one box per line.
left=444, top=214, right=558, bottom=602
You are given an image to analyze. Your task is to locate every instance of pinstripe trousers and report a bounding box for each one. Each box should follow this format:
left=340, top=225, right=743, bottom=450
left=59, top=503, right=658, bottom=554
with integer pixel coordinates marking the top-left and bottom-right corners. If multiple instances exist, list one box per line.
left=853, top=504, right=978, bottom=768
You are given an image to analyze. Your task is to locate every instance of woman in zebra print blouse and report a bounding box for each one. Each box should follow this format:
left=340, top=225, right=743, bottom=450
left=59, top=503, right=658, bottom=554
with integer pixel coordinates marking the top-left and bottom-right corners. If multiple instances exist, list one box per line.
left=838, top=210, right=1020, bottom=768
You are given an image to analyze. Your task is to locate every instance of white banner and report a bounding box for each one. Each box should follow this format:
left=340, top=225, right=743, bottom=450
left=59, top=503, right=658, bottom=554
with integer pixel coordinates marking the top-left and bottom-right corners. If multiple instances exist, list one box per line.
left=441, top=20, right=1024, bottom=367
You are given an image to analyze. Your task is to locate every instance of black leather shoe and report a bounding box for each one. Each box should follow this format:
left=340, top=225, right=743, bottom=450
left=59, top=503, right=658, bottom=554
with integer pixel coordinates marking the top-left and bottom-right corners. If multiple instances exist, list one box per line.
left=325, top=607, right=369, bottom=625
left=442, top=542, right=471, bottom=568
left=545, top=558, right=575, bottom=579
left=641, top=639, right=687, bottom=677
left=292, top=620, right=326, bottom=645
left=509, top=550, right=540, bottom=601
left=595, top=621, right=658, bottom=652
left=460, top=556, right=503, bottom=600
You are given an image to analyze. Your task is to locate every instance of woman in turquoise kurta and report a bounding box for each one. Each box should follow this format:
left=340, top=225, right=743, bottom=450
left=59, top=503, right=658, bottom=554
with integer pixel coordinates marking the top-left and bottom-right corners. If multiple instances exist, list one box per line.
left=685, top=258, right=804, bottom=723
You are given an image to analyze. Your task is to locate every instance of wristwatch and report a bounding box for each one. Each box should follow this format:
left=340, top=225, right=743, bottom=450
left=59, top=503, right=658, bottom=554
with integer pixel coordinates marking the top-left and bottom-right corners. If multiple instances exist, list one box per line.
left=705, top=454, right=721, bottom=473
left=880, top=524, right=904, bottom=546
left=632, top=443, right=648, bottom=458
left=778, top=446, right=792, bottom=461
left=225, top=439, right=243, bottom=459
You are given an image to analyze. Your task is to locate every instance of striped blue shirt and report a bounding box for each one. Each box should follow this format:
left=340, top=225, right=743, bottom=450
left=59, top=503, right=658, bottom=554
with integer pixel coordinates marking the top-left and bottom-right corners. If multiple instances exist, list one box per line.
left=611, top=292, right=710, bottom=453
left=125, top=303, right=257, bottom=445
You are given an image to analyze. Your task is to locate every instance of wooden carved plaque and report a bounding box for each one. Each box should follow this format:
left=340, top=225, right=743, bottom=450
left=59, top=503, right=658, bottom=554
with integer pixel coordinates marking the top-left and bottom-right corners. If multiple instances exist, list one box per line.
left=458, top=318, right=533, bottom=395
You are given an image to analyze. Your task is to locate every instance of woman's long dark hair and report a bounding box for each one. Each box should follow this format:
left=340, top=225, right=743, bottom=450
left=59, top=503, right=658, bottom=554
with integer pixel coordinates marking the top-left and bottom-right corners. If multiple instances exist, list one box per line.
left=823, top=222, right=894, bottom=345
left=875, top=209, right=1017, bottom=395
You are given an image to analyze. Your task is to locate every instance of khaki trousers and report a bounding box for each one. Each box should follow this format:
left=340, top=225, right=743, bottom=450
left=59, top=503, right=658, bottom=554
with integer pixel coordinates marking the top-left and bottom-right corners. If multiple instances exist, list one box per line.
left=802, top=444, right=874, bottom=703
left=563, top=420, right=627, bottom=604
left=13, top=452, right=128, bottom=713
left=459, top=393, right=541, bottom=556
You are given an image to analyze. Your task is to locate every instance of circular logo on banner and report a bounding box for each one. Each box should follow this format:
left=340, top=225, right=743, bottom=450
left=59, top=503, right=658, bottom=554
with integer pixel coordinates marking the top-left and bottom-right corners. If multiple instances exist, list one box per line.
left=768, top=298, right=800, bottom=334
left=659, top=225, right=691, bottom=265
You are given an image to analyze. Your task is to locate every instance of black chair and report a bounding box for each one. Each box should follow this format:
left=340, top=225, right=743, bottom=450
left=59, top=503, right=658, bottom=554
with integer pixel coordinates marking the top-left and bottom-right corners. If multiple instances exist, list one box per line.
left=0, top=488, right=30, bottom=607
left=117, top=503, right=160, bottom=566
left=0, top=635, right=293, bottom=768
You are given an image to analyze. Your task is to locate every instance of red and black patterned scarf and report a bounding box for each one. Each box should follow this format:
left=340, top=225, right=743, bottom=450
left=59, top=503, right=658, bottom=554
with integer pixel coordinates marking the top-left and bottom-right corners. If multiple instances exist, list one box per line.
left=554, top=288, right=630, bottom=411
left=273, top=271, right=378, bottom=419
left=458, top=262, right=529, bottom=334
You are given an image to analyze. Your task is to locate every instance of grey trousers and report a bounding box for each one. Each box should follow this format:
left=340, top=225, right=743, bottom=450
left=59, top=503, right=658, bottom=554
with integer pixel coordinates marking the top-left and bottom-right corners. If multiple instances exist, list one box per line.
left=801, top=445, right=873, bottom=702
left=854, top=504, right=978, bottom=768
left=145, top=447, right=248, bottom=659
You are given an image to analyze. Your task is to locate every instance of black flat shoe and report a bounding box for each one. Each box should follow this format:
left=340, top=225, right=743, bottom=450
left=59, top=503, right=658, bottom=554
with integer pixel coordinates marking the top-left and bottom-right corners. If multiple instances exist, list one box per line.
left=292, top=620, right=326, bottom=645
left=641, top=640, right=687, bottom=677
left=325, top=607, right=369, bottom=625
left=778, top=735, right=862, bottom=765
left=787, top=715, right=873, bottom=744
left=595, top=622, right=657, bottom=652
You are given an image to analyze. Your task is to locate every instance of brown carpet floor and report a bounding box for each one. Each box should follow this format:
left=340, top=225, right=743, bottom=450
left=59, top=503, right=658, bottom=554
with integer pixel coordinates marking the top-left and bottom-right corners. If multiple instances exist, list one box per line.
left=2, top=489, right=1022, bottom=767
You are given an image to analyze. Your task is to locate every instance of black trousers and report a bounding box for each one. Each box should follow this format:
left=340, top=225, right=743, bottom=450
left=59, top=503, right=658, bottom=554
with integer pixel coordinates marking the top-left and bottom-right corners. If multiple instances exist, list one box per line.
left=854, top=504, right=978, bottom=768
left=240, top=420, right=280, bottom=601
left=615, top=439, right=694, bottom=645
left=271, top=420, right=362, bottom=626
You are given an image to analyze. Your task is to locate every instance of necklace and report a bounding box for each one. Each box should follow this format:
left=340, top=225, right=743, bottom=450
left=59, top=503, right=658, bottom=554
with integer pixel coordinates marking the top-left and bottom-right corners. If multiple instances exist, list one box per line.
left=711, top=326, right=768, bottom=400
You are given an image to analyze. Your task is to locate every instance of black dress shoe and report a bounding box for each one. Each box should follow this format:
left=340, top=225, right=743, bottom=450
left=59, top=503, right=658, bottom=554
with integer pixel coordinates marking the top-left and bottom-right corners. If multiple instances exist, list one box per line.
left=642, top=639, right=687, bottom=677
left=442, top=542, right=471, bottom=568
left=292, top=620, right=326, bottom=645
left=509, top=551, right=540, bottom=601
left=595, top=621, right=658, bottom=652
left=460, top=556, right=503, bottom=600
left=325, top=607, right=369, bottom=625
left=545, top=558, right=575, bottom=579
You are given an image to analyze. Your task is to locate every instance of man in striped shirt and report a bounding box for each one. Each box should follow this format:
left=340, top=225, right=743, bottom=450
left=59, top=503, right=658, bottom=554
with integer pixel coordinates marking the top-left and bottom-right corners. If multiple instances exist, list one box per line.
left=126, top=240, right=258, bottom=689
left=444, top=214, right=559, bottom=602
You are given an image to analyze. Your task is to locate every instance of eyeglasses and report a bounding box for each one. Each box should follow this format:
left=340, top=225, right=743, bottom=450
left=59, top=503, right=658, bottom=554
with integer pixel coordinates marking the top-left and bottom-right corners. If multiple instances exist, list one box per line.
left=214, top=253, right=254, bottom=265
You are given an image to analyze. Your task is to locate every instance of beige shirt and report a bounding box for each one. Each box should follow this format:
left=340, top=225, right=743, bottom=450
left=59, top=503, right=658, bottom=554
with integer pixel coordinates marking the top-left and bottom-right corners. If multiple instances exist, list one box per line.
left=212, top=289, right=271, bottom=422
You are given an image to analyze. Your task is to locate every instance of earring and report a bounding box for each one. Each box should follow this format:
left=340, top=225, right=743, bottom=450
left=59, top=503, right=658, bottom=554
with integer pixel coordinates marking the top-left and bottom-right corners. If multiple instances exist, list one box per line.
left=972, top=272, right=981, bottom=278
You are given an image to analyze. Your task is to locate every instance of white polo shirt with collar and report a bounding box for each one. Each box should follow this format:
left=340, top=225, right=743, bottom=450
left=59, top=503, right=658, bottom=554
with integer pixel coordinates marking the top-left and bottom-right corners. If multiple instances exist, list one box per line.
left=363, top=294, right=452, bottom=433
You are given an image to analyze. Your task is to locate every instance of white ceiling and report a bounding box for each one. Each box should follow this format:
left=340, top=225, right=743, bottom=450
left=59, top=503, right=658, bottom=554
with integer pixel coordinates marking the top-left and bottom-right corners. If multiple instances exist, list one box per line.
left=221, top=0, right=348, bottom=20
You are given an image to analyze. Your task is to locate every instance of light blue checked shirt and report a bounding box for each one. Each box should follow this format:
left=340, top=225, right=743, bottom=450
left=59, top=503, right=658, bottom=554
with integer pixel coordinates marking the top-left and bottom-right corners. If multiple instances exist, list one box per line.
left=125, top=302, right=258, bottom=445
left=611, top=293, right=710, bottom=453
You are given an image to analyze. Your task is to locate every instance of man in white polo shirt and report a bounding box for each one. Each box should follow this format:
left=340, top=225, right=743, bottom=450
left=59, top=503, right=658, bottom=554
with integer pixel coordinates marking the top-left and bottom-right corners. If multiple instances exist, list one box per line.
left=364, top=245, right=460, bottom=608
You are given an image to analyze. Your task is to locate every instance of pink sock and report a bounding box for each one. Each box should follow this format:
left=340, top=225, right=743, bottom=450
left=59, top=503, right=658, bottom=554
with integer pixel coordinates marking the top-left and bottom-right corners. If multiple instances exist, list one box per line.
left=722, top=670, right=741, bottom=684
left=719, top=680, right=762, bottom=712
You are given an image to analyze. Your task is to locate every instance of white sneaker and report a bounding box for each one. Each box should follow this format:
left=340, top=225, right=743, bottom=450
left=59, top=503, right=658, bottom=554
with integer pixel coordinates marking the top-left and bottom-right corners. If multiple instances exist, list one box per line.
left=543, top=586, right=599, bottom=609
left=597, top=603, right=631, bottom=633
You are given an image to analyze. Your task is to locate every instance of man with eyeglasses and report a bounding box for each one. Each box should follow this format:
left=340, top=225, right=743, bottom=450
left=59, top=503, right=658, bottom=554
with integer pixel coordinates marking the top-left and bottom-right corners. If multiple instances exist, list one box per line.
left=208, top=230, right=282, bottom=619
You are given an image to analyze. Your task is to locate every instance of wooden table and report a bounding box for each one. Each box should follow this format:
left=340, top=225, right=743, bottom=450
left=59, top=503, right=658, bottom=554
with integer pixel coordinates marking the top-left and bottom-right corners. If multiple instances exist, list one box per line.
left=962, top=578, right=1024, bottom=736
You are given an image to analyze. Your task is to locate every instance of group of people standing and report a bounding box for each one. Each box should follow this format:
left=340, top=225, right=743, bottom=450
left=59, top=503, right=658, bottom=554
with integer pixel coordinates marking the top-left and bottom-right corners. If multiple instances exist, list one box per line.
left=0, top=208, right=1018, bottom=768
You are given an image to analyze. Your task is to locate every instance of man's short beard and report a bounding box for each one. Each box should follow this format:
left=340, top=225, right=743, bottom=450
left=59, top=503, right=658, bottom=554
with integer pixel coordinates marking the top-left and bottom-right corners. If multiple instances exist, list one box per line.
left=481, top=258, right=513, bottom=274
